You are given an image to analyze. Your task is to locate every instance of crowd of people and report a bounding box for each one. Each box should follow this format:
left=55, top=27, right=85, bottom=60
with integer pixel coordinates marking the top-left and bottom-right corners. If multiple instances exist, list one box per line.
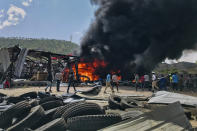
left=45, top=70, right=77, bottom=93
left=30, top=67, right=195, bottom=94
left=4, top=68, right=197, bottom=94
left=103, top=73, right=119, bottom=94
left=134, top=72, right=197, bottom=92
left=44, top=71, right=120, bottom=94
left=103, top=72, right=197, bottom=93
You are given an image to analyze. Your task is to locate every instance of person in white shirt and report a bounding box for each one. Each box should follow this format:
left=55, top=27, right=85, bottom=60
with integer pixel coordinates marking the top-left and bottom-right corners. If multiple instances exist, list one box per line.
left=112, top=74, right=119, bottom=92
left=144, top=74, right=150, bottom=90
left=152, top=72, right=158, bottom=92
left=55, top=71, right=62, bottom=92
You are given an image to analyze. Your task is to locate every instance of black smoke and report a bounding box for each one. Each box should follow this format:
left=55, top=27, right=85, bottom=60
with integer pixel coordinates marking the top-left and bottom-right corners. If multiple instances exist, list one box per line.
left=80, top=0, right=197, bottom=78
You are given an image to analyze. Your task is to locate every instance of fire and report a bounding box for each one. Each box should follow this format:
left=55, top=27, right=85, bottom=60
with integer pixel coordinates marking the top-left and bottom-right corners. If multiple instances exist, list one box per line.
left=63, top=59, right=107, bottom=82
left=63, top=59, right=122, bottom=82
left=77, top=59, right=107, bottom=81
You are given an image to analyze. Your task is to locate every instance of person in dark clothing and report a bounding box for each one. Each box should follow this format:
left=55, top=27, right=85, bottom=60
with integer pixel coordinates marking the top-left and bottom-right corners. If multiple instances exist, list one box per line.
left=67, top=71, right=77, bottom=93
left=98, top=78, right=102, bottom=86
left=179, top=75, right=184, bottom=91
left=159, top=74, right=167, bottom=91
left=45, top=73, right=53, bottom=92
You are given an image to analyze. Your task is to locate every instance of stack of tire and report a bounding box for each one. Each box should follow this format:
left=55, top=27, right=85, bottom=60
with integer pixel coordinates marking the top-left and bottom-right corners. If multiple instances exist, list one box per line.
left=0, top=92, right=122, bottom=131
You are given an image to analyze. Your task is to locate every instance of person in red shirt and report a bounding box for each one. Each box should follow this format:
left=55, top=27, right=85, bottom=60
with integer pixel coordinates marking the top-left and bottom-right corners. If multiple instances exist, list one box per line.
left=4, top=77, right=10, bottom=89
left=140, top=75, right=145, bottom=91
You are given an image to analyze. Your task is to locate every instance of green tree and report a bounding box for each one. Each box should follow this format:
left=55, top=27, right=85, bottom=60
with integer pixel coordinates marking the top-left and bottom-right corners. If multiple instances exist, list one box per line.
left=0, top=37, right=79, bottom=54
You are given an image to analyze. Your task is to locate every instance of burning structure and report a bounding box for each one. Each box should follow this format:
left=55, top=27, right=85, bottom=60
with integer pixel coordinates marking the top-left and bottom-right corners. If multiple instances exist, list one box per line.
left=0, top=45, right=120, bottom=87
left=66, top=59, right=106, bottom=81
left=68, top=59, right=122, bottom=82
left=80, top=0, right=197, bottom=78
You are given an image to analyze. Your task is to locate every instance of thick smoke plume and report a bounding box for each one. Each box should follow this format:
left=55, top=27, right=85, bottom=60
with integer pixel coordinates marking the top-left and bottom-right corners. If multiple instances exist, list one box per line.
left=80, top=0, right=197, bottom=78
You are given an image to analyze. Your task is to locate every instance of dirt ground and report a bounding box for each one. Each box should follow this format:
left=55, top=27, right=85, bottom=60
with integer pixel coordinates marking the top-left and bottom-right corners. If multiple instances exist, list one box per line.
left=0, top=85, right=153, bottom=97
left=0, top=85, right=196, bottom=98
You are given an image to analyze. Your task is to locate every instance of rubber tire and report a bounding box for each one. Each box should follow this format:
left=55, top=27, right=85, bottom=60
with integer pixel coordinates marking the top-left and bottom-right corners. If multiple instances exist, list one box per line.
left=29, top=99, right=39, bottom=108
left=0, top=104, right=14, bottom=112
left=39, top=96, right=62, bottom=105
left=41, top=100, right=63, bottom=110
left=108, top=95, right=122, bottom=110
left=120, top=111, right=143, bottom=120
left=0, top=92, right=6, bottom=97
left=53, top=101, right=82, bottom=119
left=19, top=92, right=37, bottom=99
left=6, top=96, right=26, bottom=104
left=62, top=102, right=103, bottom=121
left=67, top=114, right=122, bottom=131
left=45, top=107, right=58, bottom=117
left=24, top=128, right=33, bottom=131
left=0, top=100, right=31, bottom=128
left=0, top=98, right=3, bottom=103
left=81, top=86, right=101, bottom=95
left=31, top=107, right=58, bottom=129
left=7, top=105, right=45, bottom=131
left=12, top=110, right=30, bottom=125
left=35, top=118, right=67, bottom=131
left=38, top=92, right=50, bottom=99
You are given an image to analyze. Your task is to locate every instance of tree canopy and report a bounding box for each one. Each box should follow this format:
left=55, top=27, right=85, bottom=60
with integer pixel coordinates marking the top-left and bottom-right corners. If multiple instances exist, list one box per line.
left=0, top=37, right=79, bottom=55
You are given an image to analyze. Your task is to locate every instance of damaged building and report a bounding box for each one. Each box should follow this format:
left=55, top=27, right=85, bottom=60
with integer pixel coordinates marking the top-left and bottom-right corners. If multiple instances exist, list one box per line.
left=0, top=45, right=80, bottom=87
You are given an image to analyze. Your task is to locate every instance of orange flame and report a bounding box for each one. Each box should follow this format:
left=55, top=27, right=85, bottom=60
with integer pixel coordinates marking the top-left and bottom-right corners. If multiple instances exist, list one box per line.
left=63, top=59, right=122, bottom=82
left=63, top=59, right=107, bottom=82
left=77, top=59, right=107, bottom=81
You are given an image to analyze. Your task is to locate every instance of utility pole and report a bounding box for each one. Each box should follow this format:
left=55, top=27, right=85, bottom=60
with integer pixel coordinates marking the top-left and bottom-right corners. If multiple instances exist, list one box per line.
left=70, top=35, right=72, bottom=42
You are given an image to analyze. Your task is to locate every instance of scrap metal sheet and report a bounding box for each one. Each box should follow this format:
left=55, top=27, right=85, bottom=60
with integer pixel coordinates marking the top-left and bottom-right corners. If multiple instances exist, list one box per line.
left=0, top=48, right=11, bottom=72
left=14, top=48, right=28, bottom=77
left=148, top=91, right=197, bottom=106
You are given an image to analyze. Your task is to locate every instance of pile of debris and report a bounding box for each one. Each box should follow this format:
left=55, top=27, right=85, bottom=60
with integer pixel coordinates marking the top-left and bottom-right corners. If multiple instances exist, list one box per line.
left=0, top=90, right=196, bottom=130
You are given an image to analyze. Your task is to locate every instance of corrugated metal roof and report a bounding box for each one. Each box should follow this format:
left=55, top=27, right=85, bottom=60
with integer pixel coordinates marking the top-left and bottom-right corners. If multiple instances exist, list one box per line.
left=148, top=91, right=197, bottom=107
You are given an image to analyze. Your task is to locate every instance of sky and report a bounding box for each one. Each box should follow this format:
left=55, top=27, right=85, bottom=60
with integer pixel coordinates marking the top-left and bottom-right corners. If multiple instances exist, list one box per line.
left=0, top=0, right=196, bottom=63
left=0, top=0, right=96, bottom=44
